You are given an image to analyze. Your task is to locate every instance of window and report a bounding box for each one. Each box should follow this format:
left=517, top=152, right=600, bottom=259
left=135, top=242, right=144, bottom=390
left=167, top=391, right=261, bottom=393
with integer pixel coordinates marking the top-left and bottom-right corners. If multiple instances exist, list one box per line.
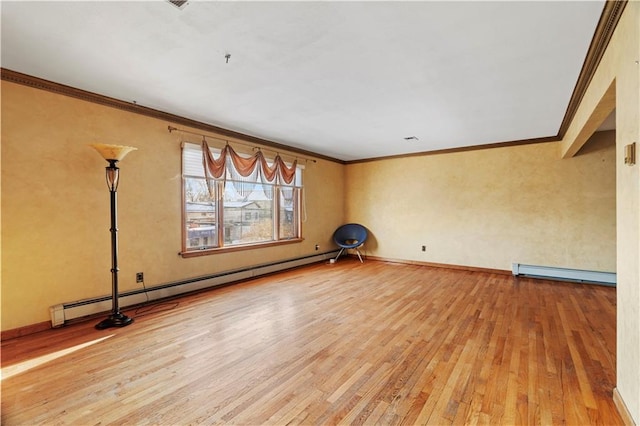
left=182, top=142, right=303, bottom=255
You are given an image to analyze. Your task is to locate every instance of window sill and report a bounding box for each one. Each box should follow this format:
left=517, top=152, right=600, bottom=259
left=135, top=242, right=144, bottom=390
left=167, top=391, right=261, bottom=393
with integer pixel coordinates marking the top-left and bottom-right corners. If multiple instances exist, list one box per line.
left=180, top=238, right=304, bottom=258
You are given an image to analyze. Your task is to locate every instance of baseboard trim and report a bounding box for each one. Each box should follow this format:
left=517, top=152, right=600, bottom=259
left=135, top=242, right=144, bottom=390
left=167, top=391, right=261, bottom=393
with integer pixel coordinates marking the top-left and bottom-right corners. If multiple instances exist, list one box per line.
left=49, top=250, right=339, bottom=328
left=1, top=256, right=606, bottom=341
left=1, top=321, right=51, bottom=342
left=358, top=255, right=511, bottom=275
left=3, top=252, right=339, bottom=340
left=614, top=388, right=636, bottom=426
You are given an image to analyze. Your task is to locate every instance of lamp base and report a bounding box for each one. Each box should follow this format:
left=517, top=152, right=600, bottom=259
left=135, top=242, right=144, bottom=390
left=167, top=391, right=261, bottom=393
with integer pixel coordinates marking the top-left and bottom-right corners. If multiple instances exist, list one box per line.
left=95, top=312, right=134, bottom=330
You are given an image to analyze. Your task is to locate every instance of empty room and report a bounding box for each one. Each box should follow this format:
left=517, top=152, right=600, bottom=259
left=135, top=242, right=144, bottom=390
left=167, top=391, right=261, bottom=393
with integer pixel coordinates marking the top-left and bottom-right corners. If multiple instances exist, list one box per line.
left=1, top=1, right=639, bottom=425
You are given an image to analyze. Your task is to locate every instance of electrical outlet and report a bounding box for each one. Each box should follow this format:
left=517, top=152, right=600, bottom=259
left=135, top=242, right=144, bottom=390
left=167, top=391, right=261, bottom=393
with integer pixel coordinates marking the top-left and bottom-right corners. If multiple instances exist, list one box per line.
left=136, top=272, right=144, bottom=283
left=315, top=244, right=319, bottom=251
left=421, top=245, right=426, bottom=252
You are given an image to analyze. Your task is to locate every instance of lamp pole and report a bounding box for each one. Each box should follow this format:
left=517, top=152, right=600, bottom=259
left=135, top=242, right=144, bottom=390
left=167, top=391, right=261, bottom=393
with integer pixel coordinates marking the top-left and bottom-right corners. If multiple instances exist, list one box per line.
left=91, top=144, right=137, bottom=330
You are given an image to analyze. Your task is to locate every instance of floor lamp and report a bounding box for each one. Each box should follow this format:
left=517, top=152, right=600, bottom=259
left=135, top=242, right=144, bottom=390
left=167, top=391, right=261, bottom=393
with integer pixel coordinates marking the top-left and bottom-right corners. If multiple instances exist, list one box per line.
left=90, top=143, right=137, bottom=330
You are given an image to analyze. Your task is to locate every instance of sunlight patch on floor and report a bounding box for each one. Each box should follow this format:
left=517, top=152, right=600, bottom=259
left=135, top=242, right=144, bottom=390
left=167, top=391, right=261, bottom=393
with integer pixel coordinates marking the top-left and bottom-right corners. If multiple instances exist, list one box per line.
left=1, top=335, right=114, bottom=380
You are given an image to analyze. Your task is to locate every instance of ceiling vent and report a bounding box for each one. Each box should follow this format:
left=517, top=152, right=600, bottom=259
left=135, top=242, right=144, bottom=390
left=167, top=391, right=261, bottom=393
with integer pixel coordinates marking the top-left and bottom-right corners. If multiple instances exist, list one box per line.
left=167, top=0, right=189, bottom=10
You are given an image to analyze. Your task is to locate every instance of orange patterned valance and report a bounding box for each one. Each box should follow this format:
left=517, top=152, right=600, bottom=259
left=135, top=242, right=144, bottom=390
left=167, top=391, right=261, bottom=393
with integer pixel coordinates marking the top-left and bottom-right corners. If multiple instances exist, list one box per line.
left=201, top=139, right=298, bottom=195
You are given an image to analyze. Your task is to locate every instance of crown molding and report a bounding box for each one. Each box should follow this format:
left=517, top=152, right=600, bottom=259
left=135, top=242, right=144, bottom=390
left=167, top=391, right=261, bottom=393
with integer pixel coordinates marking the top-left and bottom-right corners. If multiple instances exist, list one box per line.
left=558, top=0, right=627, bottom=138
left=2, top=1, right=625, bottom=165
left=0, top=68, right=344, bottom=165
left=345, top=135, right=560, bottom=165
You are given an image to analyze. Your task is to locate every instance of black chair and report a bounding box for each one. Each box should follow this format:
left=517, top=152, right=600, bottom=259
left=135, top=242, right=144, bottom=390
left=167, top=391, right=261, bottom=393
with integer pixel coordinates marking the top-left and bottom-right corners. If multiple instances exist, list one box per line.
left=333, top=223, right=368, bottom=263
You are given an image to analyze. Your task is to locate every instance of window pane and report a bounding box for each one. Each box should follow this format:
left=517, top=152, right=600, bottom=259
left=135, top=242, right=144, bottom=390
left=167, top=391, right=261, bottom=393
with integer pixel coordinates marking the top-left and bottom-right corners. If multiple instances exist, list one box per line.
left=223, top=181, right=274, bottom=245
left=182, top=144, right=303, bottom=253
left=279, top=188, right=298, bottom=239
left=184, top=177, right=218, bottom=249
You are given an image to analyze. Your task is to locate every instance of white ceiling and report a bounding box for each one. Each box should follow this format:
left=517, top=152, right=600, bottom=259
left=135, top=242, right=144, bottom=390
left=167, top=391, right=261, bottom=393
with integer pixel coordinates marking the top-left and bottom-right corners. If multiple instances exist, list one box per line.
left=1, top=1, right=605, bottom=161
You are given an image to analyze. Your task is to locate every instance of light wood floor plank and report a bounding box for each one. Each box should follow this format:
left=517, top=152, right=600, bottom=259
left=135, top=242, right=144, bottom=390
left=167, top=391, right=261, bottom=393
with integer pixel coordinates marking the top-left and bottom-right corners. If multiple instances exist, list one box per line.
left=1, top=260, right=622, bottom=425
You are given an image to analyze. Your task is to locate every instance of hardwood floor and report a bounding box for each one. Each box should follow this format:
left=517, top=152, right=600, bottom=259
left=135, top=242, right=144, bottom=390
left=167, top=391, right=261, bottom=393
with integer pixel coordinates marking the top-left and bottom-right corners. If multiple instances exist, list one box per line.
left=1, top=260, right=621, bottom=425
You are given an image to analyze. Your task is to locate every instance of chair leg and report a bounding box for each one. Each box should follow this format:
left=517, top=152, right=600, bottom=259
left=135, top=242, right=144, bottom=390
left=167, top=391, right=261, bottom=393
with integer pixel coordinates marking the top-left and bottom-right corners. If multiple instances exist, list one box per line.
left=335, top=247, right=345, bottom=262
left=355, top=248, right=364, bottom=263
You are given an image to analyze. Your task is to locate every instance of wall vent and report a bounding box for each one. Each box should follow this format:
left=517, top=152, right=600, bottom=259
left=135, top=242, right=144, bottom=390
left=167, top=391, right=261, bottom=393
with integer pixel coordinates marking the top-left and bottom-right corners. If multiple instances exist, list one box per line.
left=512, top=263, right=616, bottom=286
left=50, top=251, right=338, bottom=327
left=167, top=0, right=189, bottom=10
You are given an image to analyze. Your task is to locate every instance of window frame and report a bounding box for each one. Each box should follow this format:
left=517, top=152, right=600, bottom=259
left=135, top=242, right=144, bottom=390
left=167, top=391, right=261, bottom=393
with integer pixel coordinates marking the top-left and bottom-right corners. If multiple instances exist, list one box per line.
left=181, top=142, right=304, bottom=258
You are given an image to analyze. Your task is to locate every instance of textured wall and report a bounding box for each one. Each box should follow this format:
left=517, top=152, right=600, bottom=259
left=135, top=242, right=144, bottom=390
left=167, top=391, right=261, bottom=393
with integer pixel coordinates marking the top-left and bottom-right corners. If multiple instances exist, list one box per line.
left=345, top=134, right=616, bottom=272
left=611, top=7, right=639, bottom=422
left=561, top=2, right=640, bottom=422
left=1, top=82, right=345, bottom=331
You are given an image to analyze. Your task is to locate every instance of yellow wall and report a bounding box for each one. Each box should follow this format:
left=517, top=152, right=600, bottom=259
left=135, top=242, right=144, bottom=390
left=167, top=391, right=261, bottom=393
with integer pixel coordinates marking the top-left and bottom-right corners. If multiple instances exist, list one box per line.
left=3, top=6, right=638, bottom=417
left=346, top=133, right=616, bottom=272
left=561, top=2, right=640, bottom=422
left=0, top=79, right=619, bottom=331
left=0, top=81, right=345, bottom=331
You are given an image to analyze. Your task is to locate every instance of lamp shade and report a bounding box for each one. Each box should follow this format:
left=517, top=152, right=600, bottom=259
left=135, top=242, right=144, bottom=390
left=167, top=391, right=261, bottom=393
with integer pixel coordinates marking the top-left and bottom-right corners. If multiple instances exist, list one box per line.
left=90, top=143, right=137, bottom=161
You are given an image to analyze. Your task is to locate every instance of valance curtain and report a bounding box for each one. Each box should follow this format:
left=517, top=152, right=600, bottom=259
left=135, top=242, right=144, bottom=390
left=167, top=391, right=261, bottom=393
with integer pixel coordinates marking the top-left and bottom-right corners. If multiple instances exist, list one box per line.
left=201, top=139, right=298, bottom=197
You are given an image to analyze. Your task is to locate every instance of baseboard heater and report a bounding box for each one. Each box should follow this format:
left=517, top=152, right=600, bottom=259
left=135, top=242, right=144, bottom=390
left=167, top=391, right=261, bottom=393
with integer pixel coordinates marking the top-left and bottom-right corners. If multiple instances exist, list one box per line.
left=512, top=263, right=616, bottom=286
left=50, top=250, right=339, bottom=327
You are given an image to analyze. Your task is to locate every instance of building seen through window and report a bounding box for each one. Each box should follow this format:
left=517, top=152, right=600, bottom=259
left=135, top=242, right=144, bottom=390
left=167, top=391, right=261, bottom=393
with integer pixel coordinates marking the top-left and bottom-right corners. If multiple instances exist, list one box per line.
left=182, top=142, right=302, bottom=253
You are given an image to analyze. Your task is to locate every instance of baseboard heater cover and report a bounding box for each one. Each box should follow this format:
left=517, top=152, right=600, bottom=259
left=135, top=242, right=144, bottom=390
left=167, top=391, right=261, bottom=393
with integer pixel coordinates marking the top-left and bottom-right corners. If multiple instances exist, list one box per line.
left=50, top=250, right=339, bottom=327
left=512, top=263, right=616, bottom=286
